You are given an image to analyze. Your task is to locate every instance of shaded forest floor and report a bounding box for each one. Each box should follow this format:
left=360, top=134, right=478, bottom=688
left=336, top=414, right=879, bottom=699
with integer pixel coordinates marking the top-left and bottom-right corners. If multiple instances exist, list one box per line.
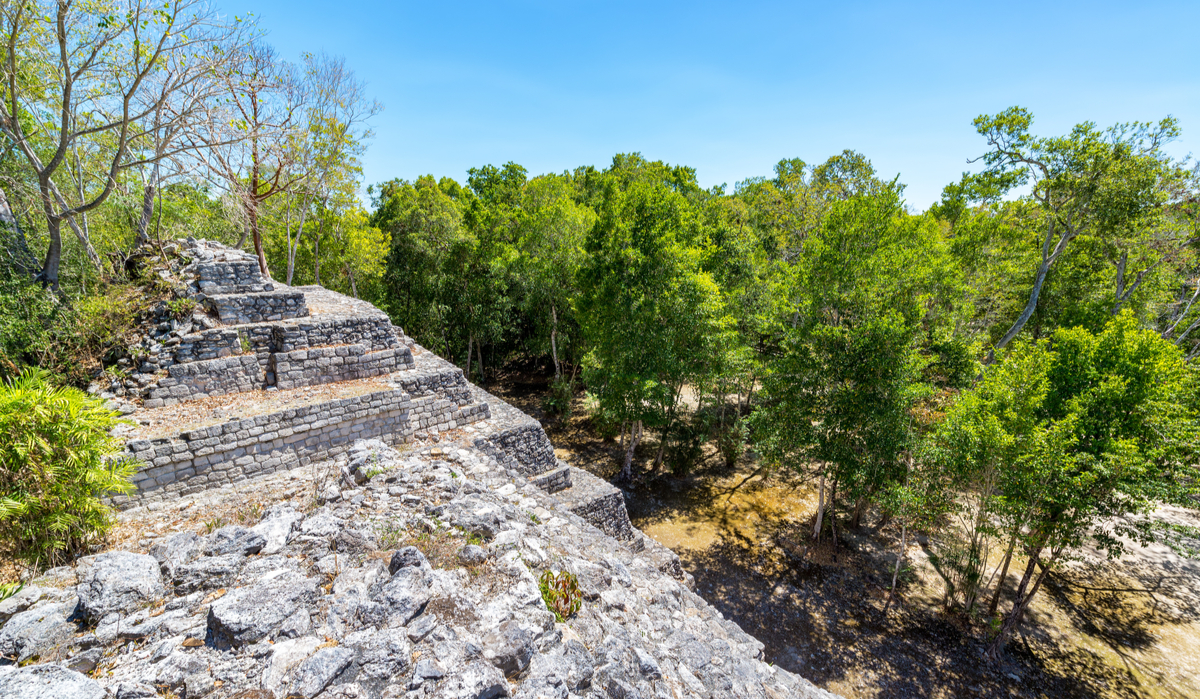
left=485, top=359, right=1200, bottom=699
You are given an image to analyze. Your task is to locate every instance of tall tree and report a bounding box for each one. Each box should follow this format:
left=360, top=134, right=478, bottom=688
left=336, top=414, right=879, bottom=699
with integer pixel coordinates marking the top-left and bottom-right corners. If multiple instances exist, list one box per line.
left=945, top=107, right=1193, bottom=360
left=577, top=178, right=730, bottom=481
left=931, top=315, right=1198, bottom=657
left=0, top=0, right=242, bottom=289
left=195, top=39, right=303, bottom=276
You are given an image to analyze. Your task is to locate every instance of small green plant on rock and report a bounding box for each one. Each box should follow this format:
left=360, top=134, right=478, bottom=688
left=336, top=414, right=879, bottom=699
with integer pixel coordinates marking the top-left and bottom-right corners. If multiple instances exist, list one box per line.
left=165, top=298, right=197, bottom=320
left=539, top=570, right=582, bottom=622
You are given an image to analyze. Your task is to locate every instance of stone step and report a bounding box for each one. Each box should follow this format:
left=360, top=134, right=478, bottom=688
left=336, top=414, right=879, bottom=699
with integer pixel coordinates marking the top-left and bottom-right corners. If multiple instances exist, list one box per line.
left=531, top=464, right=572, bottom=494
left=190, top=260, right=267, bottom=295
left=208, top=290, right=309, bottom=325
left=552, top=468, right=636, bottom=542
left=118, top=382, right=491, bottom=509
left=272, top=344, right=415, bottom=391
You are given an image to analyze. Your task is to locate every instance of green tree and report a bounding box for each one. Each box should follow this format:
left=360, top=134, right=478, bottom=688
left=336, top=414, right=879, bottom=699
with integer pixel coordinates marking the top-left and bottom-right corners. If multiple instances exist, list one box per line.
left=945, top=107, right=1194, bottom=359
left=577, top=178, right=730, bottom=481
left=514, top=174, right=595, bottom=379
left=932, top=314, right=1198, bottom=657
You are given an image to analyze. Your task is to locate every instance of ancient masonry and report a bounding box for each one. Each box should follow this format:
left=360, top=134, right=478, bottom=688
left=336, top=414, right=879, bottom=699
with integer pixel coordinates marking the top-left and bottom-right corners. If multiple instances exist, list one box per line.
left=114, top=239, right=637, bottom=544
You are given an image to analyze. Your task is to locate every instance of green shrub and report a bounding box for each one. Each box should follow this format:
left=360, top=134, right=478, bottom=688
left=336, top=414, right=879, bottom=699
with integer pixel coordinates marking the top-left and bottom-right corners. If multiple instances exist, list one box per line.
left=715, top=416, right=747, bottom=469
left=582, top=391, right=620, bottom=440
left=542, top=377, right=574, bottom=418
left=0, top=276, right=150, bottom=386
left=0, top=369, right=139, bottom=567
left=539, top=570, right=582, bottom=622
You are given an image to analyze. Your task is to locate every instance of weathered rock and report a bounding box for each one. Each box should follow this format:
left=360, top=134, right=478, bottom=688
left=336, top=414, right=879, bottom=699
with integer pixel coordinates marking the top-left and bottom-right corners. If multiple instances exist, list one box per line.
left=263, top=636, right=323, bottom=695
left=387, top=546, right=429, bottom=574
left=0, top=664, right=105, bottom=699
left=155, top=649, right=208, bottom=688
left=0, top=586, right=51, bottom=624
left=76, top=551, right=164, bottom=622
left=332, top=528, right=374, bottom=556
left=171, top=552, right=244, bottom=595
left=439, top=661, right=509, bottom=699
left=0, top=605, right=75, bottom=662
left=203, top=525, right=267, bottom=556
left=206, top=577, right=320, bottom=647
left=113, top=681, right=158, bottom=698
left=184, top=671, right=215, bottom=698
left=149, top=532, right=201, bottom=578
left=299, top=510, right=346, bottom=538
left=64, top=647, right=103, bottom=674
left=483, top=620, right=536, bottom=677
left=251, top=503, right=304, bottom=554
left=632, top=646, right=663, bottom=680
left=351, top=627, right=412, bottom=693
left=288, top=646, right=354, bottom=698
left=458, top=544, right=488, bottom=565
left=373, top=566, right=430, bottom=626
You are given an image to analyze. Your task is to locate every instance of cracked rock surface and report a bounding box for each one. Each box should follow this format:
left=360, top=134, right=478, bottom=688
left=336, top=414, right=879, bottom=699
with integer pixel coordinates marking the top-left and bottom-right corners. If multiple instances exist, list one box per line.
left=1, top=440, right=832, bottom=699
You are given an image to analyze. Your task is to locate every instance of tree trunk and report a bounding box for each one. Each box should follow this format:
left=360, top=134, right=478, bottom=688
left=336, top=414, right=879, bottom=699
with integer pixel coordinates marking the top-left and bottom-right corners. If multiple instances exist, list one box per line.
left=38, top=180, right=63, bottom=290
left=0, top=187, right=38, bottom=277
left=988, top=259, right=1050, bottom=363
left=135, top=162, right=160, bottom=247
left=136, top=182, right=155, bottom=247
left=988, top=536, right=1017, bottom=617
left=620, top=420, right=641, bottom=483
left=986, top=543, right=1060, bottom=658
left=476, top=341, right=485, bottom=384
left=285, top=201, right=309, bottom=286
left=247, top=195, right=269, bottom=278
left=829, top=480, right=840, bottom=551
left=314, top=218, right=323, bottom=286
left=885, top=520, right=908, bottom=613
left=345, top=264, right=358, bottom=298
left=851, top=497, right=869, bottom=528
left=550, top=303, right=561, bottom=379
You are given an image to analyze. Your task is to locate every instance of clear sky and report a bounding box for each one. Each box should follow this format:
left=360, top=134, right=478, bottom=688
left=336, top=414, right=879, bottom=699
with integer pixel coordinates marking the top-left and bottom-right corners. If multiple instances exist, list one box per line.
left=221, top=0, right=1199, bottom=211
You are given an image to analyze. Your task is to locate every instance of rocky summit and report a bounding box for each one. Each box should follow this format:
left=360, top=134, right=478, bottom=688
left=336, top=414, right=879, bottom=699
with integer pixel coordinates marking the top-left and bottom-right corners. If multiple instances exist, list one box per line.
left=0, top=240, right=831, bottom=699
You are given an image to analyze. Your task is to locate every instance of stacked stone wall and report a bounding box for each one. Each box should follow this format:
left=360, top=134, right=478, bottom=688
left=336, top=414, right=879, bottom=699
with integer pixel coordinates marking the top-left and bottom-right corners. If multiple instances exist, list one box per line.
left=209, top=291, right=309, bottom=325
left=559, top=469, right=636, bottom=541
left=274, top=316, right=399, bottom=353
left=531, top=464, right=572, bottom=494
left=392, top=367, right=472, bottom=404
left=409, top=394, right=489, bottom=432
left=144, top=355, right=263, bottom=407
left=118, top=390, right=414, bottom=508
left=169, top=329, right=243, bottom=367
left=272, top=345, right=413, bottom=390
left=474, top=423, right=557, bottom=476
left=191, top=260, right=269, bottom=294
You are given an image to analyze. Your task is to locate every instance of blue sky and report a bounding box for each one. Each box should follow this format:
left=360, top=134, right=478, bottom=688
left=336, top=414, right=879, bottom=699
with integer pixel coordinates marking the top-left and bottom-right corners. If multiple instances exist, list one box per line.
left=224, top=0, right=1199, bottom=211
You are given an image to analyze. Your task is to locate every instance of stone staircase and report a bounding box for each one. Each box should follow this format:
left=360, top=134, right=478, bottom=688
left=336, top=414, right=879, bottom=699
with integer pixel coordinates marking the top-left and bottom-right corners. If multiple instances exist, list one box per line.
left=114, top=239, right=637, bottom=545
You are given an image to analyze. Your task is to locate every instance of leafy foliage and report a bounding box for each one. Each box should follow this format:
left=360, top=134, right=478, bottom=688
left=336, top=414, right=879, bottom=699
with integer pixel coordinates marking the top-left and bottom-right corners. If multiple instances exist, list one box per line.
left=538, top=570, right=583, bottom=622
left=0, top=370, right=138, bottom=566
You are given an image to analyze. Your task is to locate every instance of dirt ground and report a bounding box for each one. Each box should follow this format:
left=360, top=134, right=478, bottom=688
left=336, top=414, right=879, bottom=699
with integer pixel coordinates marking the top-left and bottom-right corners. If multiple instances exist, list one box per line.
left=485, top=360, right=1200, bottom=699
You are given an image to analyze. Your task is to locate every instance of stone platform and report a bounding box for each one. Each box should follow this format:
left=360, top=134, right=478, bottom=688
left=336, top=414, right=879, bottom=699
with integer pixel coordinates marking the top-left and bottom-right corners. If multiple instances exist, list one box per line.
left=114, top=239, right=638, bottom=545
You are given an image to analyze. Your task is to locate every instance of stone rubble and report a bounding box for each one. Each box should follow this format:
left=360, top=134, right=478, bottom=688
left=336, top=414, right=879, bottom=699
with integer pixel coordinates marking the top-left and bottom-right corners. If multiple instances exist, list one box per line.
left=0, top=439, right=832, bottom=699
